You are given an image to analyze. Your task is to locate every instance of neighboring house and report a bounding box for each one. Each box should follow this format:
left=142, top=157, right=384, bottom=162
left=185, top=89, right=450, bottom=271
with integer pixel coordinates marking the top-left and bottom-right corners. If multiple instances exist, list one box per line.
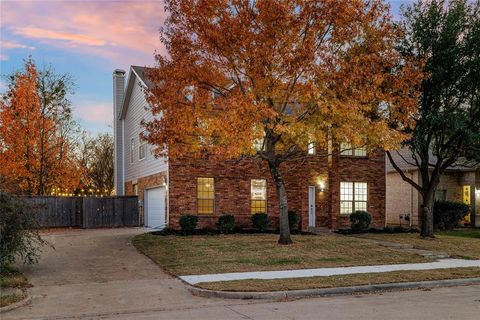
left=113, top=66, right=387, bottom=230
left=386, top=149, right=480, bottom=228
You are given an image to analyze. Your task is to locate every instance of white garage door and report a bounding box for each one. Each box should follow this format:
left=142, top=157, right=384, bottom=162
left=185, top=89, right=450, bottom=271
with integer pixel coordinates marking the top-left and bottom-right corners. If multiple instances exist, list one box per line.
left=145, top=187, right=166, bottom=229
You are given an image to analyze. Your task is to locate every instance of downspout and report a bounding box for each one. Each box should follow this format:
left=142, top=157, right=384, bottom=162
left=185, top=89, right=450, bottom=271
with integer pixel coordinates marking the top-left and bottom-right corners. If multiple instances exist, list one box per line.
left=410, top=171, right=413, bottom=228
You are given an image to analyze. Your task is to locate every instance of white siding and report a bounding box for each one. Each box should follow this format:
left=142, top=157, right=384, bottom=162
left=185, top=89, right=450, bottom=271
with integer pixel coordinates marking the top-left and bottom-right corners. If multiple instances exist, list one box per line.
left=124, top=76, right=167, bottom=182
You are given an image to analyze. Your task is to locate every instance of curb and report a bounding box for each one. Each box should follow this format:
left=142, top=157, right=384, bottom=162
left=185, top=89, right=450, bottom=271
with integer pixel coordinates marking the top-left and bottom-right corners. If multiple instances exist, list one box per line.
left=0, top=291, right=31, bottom=313
left=188, top=277, right=480, bottom=300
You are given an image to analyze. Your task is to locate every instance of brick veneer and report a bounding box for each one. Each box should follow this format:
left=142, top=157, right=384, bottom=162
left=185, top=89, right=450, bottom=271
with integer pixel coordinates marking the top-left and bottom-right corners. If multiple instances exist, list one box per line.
left=125, top=172, right=167, bottom=225
left=164, top=149, right=385, bottom=230
left=124, top=150, right=386, bottom=230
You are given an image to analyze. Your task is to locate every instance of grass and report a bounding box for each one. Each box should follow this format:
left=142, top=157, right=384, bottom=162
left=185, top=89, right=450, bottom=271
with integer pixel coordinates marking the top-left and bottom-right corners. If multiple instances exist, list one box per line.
left=133, top=233, right=429, bottom=276
left=0, top=292, right=26, bottom=308
left=197, top=267, right=480, bottom=292
left=438, top=229, right=480, bottom=239
left=358, top=230, right=480, bottom=260
left=0, top=273, right=28, bottom=289
left=0, top=266, right=29, bottom=308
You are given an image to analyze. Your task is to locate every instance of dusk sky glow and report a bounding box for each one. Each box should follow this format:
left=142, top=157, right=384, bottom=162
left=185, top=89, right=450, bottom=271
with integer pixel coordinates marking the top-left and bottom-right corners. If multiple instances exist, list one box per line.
left=1, top=0, right=413, bottom=135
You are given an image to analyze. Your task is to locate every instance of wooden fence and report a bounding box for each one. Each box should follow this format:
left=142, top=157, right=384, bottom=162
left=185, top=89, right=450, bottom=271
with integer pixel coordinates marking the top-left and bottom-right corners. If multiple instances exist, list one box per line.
left=21, top=196, right=139, bottom=228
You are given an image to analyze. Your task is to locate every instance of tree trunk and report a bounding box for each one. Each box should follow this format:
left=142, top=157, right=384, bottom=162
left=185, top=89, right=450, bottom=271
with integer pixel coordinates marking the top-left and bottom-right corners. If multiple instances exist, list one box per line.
left=420, top=189, right=435, bottom=238
left=268, top=161, right=292, bottom=245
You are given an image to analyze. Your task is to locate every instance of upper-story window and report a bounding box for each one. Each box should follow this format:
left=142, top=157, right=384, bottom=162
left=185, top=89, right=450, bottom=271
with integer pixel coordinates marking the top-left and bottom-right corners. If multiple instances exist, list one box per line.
left=307, top=140, right=316, bottom=155
left=130, top=137, right=135, bottom=163
left=139, top=132, right=147, bottom=160
left=340, top=142, right=367, bottom=157
left=252, top=126, right=265, bottom=151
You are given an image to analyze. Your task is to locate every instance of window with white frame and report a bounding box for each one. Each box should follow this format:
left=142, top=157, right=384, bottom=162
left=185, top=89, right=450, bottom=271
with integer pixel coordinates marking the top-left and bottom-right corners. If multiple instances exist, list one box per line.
left=252, top=126, right=265, bottom=151
left=139, top=132, right=147, bottom=160
left=307, top=140, right=315, bottom=155
left=130, top=137, right=135, bottom=163
left=197, top=177, right=214, bottom=214
left=340, top=182, right=368, bottom=214
left=251, top=179, right=267, bottom=214
left=340, top=142, right=367, bottom=157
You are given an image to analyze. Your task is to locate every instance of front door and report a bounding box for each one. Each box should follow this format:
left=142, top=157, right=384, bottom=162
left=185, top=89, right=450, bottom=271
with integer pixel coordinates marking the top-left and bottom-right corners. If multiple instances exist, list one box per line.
left=308, top=186, right=316, bottom=228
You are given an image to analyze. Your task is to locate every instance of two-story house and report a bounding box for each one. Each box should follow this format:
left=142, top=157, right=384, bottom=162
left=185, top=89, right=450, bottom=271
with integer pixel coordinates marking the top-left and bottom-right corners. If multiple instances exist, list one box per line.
left=113, top=66, right=387, bottom=230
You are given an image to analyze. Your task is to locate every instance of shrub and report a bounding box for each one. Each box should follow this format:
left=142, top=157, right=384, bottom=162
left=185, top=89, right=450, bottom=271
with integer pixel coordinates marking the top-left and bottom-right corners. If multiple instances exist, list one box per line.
left=0, top=193, right=45, bottom=273
left=251, top=213, right=268, bottom=232
left=179, top=214, right=198, bottom=233
left=434, top=200, right=469, bottom=230
left=288, top=210, right=300, bottom=231
left=349, top=210, right=372, bottom=233
left=216, top=214, right=235, bottom=233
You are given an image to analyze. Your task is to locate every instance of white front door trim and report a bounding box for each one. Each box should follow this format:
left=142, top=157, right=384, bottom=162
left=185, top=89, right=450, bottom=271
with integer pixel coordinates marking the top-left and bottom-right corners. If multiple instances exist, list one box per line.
left=308, top=186, right=316, bottom=228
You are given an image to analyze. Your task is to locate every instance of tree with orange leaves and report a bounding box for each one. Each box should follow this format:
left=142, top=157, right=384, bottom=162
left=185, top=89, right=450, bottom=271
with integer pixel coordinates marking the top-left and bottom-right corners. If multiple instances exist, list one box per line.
left=0, top=58, right=81, bottom=195
left=145, top=0, right=422, bottom=244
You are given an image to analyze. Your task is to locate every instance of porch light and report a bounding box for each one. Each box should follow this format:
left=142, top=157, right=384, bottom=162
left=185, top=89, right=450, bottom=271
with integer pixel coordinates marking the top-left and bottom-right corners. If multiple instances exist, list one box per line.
left=318, top=180, right=325, bottom=192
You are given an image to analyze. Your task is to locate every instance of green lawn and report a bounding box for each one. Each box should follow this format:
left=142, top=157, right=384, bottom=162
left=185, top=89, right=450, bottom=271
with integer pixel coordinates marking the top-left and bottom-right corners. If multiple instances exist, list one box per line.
left=358, top=230, right=480, bottom=260
left=133, top=233, right=428, bottom=276
left=438, top=229, right=480, bottom=239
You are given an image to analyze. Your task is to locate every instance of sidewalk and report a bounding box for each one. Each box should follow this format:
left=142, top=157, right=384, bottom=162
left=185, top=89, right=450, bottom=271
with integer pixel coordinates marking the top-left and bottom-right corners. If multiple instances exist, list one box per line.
left=180, top=259, right=480, bottom=285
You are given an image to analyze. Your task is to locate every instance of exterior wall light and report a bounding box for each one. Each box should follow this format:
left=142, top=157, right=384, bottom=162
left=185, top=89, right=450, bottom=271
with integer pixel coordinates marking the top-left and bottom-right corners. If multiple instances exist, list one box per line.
left=318, top=181, right=325, bottom=193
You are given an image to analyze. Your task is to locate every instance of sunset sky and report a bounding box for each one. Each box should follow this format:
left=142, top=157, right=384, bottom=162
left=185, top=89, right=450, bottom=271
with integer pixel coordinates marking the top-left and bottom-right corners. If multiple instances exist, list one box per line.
left=1, top=0, right=412, bottom=135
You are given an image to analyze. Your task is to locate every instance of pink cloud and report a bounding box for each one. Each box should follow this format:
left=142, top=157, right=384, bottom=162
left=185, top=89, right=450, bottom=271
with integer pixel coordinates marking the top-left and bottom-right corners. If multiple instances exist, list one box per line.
left=74, top=101, right=113, bottom=126
left=1, top=1, right=167, bottom=67
left=2, top=40, right=35, bottom=50
left=14, top=27, right=105, bottom=46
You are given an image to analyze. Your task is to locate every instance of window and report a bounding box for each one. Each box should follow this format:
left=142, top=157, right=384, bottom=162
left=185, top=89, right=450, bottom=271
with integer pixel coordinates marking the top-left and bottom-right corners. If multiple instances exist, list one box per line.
left=133, top=183, right=138, bottom=196
left=251, top=179, right=267, bottom=214
left=197, top=177, right=214, bottom=214
left=185, top=85, right=194, bottom=102
left=340, top=182, right=368, bottom=214
left=130, top=138, right=135, bottom=163
left=307, top=141, right=315, bottom=155
left=435, top=189, right=446, bottom=201
left=252, top=126, right=265, bottom=151
left=340, top=143, right=367, bottom=157
left=253, top=138, right=264, bottom=151
left=139, top=133, right=147, bottom=160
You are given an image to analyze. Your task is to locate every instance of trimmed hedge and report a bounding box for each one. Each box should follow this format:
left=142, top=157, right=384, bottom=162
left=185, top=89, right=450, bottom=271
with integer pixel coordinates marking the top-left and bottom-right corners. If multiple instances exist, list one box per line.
left=433, top=200, right=469, bottom=230
left=350, top=210, right=372, bottom=233
left=216, top=214, right=235, bottom=233
left=251, top=213, right=269, bottom=231
left=179, top=214, right=198, bottom=233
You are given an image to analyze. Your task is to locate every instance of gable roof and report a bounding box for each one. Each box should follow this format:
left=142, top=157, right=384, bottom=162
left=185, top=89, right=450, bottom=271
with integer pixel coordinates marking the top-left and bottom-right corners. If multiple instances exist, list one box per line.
left=119, top=65, right=153, bottom=120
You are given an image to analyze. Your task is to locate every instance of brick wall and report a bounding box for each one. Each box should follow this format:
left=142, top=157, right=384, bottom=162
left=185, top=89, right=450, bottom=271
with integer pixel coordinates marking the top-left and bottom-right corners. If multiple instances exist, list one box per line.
left=167, top=149, right=386, bottom=230
left=125, top=172, right=167, bottom=224
left=330, top=150, right=386, bottom=229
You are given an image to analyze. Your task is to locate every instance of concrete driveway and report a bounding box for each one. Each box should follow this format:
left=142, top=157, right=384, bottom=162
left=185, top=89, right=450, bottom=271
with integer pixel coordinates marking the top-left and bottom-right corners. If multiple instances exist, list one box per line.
left=2, top=228, right=235, bottom=320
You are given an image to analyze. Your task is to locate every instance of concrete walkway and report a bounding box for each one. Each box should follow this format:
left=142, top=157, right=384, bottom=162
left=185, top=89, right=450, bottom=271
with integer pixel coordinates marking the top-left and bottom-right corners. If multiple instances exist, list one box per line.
left=180, top=259, right=480, bottom=285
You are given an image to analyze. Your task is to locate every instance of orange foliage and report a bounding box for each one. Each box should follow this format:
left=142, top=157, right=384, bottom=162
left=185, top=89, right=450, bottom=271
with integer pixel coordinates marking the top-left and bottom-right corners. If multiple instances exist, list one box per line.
left=0, top=59, right=80, bottom=195
left=145, top=0, right=422, bottom=160
left=144, top=0, right=423, bottom=243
